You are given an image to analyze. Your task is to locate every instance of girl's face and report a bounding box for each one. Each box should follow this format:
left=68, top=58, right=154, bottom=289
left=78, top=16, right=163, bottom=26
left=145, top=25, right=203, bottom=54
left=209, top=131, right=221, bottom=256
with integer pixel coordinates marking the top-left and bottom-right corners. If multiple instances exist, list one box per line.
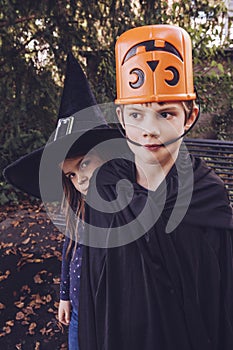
left=116, top=102, right=198, bottom=168
left=61, top=151, right=104, bottom=195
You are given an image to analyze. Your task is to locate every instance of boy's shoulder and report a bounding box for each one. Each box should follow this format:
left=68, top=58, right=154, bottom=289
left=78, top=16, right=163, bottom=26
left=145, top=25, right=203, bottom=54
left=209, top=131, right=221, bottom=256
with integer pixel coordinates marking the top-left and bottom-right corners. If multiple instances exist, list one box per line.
left=192, top=155, right=228, bottom=192
left=96, top=154, right=135, bottom=186
left=86, top=155, right=135, bottom=205
left=187, top=155, right=233, bottom=229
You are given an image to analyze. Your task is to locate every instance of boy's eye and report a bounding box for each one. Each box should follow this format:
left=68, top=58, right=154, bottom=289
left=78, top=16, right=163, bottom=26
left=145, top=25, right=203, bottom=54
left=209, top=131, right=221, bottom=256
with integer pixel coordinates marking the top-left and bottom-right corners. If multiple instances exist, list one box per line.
left=129, top=112, right=141, bottom=119
left=160, top=112, right=170, bottom=119
left=159, top=111, right=173, bottom=119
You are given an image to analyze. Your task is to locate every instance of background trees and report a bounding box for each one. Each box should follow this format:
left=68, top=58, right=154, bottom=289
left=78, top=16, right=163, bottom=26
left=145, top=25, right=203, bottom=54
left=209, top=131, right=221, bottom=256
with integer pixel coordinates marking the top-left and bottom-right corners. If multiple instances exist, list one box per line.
left=1, top=0, right=233, bottom=203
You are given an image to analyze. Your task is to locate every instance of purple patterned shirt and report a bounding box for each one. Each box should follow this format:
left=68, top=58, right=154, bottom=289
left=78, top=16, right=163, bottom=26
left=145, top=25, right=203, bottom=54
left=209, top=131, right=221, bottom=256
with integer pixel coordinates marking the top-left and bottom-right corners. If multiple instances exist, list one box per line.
left=60, top=234, right=83, bottom=310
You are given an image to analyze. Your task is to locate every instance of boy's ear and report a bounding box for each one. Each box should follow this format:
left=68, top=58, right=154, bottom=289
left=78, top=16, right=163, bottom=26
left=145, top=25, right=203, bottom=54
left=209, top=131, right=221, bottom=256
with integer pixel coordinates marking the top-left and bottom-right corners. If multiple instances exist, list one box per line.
left=116, top=106, right=125, bottom=129
left=185, top=105, right=199, bottom=130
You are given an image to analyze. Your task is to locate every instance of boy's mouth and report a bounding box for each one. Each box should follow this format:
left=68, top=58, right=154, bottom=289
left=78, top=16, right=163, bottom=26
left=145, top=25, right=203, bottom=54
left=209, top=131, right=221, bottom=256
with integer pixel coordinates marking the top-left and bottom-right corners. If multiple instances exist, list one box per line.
left=143, top=144, right=162, bottom=151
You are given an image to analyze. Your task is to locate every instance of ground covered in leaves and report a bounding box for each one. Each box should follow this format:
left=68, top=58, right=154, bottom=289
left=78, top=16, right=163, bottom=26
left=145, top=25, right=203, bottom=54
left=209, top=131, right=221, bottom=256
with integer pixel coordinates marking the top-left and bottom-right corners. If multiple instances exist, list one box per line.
left=0, top=200, right=69, bottom=349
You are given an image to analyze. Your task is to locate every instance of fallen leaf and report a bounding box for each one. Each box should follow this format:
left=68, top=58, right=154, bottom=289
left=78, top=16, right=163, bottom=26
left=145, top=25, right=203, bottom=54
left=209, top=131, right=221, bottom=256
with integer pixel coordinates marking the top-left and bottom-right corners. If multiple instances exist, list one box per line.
left=54, top=301, right=59, bottom=308
left=21, top=228, right=28, bottom=236
left=47, top=308, right=54, bottom=313
left=22, top=237, right=30, bottom=245
left=34, top=274, right=43, bottom=284
left=29, top=322, right=37, bottom=329
left=41, top=252, right=53, bottom=259
left=0, top=270, right=11, bottom=282
left=35, top=342, right=40, bottom=350
left=23, top=306, right=36, bottom=316
left=20, top=253, right=34, bottom=258
left=12, top=220, right=20, bottom=227
left=43, top=294, right=52, bottom=303
left=6, top=320, right=14, bottom=326
left=28, top=322, right=37, bottom=334
left=15, top=301, right=24, bottom=308
left=3, top=325, right=11, bottom=334
left=40, top=327, right=46, bottom=335
left=16, top=311, right=25, bottom=320
left=27, top=258, right=44, bottom=263
left=53, top=277, right=60, bottom=284
left=21, top=285, right=31, bottom=293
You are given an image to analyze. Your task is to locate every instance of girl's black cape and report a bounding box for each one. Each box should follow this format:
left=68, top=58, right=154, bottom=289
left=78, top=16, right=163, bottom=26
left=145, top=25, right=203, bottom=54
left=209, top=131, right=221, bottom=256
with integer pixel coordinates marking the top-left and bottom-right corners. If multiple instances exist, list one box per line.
left=78, top=150, right=233, bottom=350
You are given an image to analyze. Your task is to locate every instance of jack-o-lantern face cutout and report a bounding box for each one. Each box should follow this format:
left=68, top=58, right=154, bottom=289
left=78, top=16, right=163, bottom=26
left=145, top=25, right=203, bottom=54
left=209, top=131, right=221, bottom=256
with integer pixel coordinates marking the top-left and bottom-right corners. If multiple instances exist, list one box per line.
left=115, top=25, right=196, bottom=104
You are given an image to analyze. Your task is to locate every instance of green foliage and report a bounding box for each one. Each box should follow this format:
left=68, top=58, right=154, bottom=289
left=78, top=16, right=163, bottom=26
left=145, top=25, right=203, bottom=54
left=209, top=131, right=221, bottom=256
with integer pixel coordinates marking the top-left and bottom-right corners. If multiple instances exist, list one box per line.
left=1, top=0, right=233, bottom=204
left=213, top=106, right=233, bottom=140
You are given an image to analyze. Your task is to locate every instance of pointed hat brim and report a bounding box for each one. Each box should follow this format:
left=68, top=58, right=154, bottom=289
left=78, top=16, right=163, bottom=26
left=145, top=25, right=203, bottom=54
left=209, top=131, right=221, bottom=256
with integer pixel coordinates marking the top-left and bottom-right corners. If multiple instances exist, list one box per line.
left=3, top=126, right=125, bottom=201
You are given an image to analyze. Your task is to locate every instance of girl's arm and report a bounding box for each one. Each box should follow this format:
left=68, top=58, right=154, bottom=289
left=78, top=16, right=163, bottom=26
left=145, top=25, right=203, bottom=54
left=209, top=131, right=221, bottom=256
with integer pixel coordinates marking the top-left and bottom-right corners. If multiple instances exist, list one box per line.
left=60, top=236, right=72, bottom=300
left=59, top=235, right=73, bottom=325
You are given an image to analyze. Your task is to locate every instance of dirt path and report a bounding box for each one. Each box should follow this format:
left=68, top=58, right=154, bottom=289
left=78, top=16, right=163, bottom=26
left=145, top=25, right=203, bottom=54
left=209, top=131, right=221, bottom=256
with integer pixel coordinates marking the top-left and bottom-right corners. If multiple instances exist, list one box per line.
left=0, top=201, right=68, bottom=349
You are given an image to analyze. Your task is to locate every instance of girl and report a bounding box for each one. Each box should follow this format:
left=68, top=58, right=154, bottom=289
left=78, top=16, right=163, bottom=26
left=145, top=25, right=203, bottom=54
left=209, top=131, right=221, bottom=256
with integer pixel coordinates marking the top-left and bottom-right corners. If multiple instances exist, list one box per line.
left=58, top=147, right=109, bottom=350
left=3, top=52, right=128, bottom=349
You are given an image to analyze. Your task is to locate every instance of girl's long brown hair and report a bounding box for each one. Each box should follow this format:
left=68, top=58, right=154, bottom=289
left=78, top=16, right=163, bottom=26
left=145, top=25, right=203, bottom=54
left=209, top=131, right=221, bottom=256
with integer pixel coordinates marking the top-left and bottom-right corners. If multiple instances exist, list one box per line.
left=62, top=146, right=114, bottom=259
left=62, top=172, right=84, bottom=259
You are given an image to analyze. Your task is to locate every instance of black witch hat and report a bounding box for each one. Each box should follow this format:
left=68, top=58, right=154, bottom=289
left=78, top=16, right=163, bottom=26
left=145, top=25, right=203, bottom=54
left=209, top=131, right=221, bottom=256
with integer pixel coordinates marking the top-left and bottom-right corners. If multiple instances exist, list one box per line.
left=3, top=53, right=125, bottom=201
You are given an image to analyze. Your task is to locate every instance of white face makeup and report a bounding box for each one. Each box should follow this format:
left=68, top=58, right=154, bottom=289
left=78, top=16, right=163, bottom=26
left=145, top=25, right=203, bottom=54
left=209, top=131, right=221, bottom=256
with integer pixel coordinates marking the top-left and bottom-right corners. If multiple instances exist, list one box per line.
left=61, top=151, right=104, bottom=195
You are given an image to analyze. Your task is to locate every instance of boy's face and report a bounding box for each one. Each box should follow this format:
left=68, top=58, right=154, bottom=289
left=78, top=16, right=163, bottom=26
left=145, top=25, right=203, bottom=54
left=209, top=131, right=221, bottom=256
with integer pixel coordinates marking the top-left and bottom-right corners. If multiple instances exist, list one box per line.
left=116, top=102, right=197, bottom=168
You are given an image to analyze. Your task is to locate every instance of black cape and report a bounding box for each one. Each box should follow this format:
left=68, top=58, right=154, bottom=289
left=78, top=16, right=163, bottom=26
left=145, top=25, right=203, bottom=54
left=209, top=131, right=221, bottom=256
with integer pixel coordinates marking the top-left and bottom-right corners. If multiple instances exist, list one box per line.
left=78, top=150, right=233, bottom=350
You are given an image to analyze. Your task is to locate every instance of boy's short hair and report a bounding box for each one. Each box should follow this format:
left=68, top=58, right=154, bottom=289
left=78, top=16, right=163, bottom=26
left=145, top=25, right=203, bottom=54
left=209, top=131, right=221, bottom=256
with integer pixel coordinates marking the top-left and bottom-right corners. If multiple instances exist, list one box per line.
left=182, top=100, right=197, bottom=122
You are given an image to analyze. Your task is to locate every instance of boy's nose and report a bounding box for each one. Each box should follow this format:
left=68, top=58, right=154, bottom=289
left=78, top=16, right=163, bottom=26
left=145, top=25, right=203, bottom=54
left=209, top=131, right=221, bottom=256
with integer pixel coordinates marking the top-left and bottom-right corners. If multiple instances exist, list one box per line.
left=142, top=124, right=160, bottom=138
left=141, top=114, right=160, bottom=138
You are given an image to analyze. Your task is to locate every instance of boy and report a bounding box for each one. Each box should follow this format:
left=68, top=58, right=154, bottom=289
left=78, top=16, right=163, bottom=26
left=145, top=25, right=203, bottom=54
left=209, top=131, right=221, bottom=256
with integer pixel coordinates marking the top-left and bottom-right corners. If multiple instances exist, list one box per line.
left=78, top=25, right=233, bottom=350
